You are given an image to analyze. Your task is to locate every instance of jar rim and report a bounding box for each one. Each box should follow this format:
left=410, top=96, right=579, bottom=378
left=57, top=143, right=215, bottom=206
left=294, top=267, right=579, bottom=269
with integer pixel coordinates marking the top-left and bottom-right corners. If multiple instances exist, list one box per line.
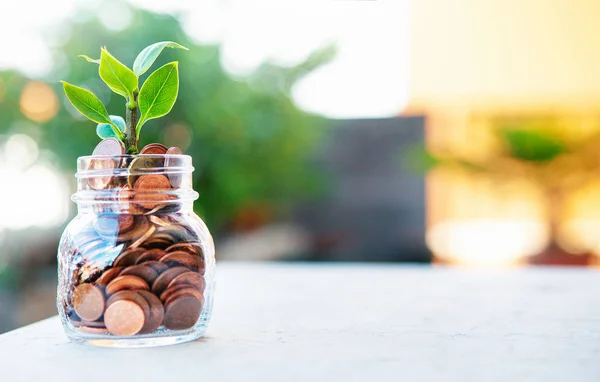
left=77, top=153, right=192, bottom=161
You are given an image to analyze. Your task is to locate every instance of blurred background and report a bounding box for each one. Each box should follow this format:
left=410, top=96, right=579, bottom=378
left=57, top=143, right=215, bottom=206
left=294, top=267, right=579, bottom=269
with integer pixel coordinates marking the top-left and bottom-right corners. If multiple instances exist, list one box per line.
left=1, top=0, right=600, bottom=332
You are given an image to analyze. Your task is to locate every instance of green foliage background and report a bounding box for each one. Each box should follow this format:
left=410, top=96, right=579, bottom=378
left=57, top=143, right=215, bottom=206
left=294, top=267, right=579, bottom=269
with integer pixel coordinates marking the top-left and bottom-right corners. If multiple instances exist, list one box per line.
left=0, top=5, right=332, bottom=232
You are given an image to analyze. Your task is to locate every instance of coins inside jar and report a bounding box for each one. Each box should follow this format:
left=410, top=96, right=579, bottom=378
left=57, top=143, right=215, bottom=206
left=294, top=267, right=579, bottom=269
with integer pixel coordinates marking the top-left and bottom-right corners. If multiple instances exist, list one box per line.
left=68, top=206, right=206, bottom=337
left=69, top=144, right=204, bottom=337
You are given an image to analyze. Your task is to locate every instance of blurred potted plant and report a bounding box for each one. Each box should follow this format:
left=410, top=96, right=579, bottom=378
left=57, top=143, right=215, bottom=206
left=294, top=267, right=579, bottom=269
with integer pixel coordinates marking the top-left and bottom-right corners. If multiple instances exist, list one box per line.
left=425, top=117, right=600, bottom=265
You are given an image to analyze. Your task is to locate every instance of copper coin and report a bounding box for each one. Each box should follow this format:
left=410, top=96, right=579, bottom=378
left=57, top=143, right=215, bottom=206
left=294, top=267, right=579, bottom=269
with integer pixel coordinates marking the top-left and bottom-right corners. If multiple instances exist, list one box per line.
left=93, top=138, right=125, bottom=156
left=78, top=326, right=109, bottom=335
left=105, top=275, right=149, bottom=295
left=113, top=247, right=145, bottom=267
left=127, top=156, right=163, bottom=189
left=134, top=193, right=170, bottom=210
left=165, top=147, right=183, bottom=188
left=132, top=174, right=172, bottom=209
left=165, top=242, right=201, bottom=256
left=151, top=266, right=189, bottom=295
left=135, top=248, right=166, bottom=264
left=117, top=216, right=151, bottom=242
left=104, top=300, right=145, bottom=336
left=120, top=265, right=159, bottom=284
left=106, top=290, right=151, bottom=320
left=167, top=271, right=205, bottom=293
left=134, top=174, right=171, bottom=191
left=117, top=185, right=145, bottom=215
left=87, top=158, right=116, bottom=190
left=137, top=290, right=165, bottom=334
left=118, top=214, right=135, bottom=233
left=142, top=238, right=173, bottom=250
left=147, top=233, right=178, bottom=243
left=164, top=286, right=204, bottom=307
left=95, top=267, right=124, bottom=286
left=140, top=143, right=168, bottom=155
left=164, top=295, right=202, bottom=330
left=72, top=284, right=105, bottom=322
left=160, top=251, right=200, bottom=271
left=166, top=147, right=183, bottom=155
left=143, top=260, right=170, bottom=274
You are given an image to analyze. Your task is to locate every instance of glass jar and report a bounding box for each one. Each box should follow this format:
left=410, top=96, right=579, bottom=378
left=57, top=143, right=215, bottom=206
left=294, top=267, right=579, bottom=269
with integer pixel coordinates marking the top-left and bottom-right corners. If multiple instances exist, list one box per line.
left=57, top=154, right=215, bottom=347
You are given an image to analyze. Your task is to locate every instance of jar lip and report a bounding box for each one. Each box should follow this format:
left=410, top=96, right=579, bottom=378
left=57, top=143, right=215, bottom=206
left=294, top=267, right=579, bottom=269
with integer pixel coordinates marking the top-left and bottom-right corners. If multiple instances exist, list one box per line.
left=77, top=154, right=192, bottom=161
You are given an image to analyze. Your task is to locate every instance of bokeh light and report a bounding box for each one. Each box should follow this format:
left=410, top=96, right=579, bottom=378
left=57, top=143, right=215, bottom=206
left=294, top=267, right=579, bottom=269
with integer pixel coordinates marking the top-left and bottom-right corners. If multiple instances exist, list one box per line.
left=0, top=135, right=69, bottom=231
left=427, top=219, right=548, bottom=266
left=19, top=81, right=59, bottom=123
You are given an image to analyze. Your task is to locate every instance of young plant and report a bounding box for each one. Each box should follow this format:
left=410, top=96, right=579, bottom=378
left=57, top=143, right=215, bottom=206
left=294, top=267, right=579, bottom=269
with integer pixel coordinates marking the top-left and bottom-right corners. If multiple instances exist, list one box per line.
left=62, top=41, right=188, bottom=154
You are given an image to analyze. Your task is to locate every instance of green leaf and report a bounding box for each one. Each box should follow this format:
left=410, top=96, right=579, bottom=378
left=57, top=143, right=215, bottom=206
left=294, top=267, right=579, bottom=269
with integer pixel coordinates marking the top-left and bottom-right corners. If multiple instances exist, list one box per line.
left=133, top=41, right=188, bottom=77
left=99, top=47, right=138, bottom=99
left=500, top=128, right=566, bottom=162
left=97, top=115, right=126, bottom=139
left=61, top=81, right=113, bottom=124
left=78, top=55, right=99, bottom=64
left=137, top=62, right=179, bottom=135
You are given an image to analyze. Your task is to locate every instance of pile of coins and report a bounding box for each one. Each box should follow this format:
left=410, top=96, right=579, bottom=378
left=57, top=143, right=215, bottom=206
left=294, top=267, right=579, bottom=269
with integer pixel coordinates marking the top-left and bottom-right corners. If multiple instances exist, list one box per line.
left=86, top=138, right=186, bottom=215
left=63, top=140, right=206, bottom=336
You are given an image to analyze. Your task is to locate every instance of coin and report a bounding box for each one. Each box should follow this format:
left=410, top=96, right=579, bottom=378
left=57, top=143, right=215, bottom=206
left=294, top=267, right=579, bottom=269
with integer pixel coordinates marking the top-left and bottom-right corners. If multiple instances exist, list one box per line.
left=105, top=275, right=149, bottom=295
left=134, top=174, right=171, bottom=190
left=92, top=138, right=125, bottom=156
left=163, top=286, right=204, bottom=307
left=163, top=295, right=202, bottom=330
left=120, top=265, right=159, bottom=284
left=142, top=260, right=169, bottom=274
left=106, top=290, right=151, bottom=320
left=78, top=326, right=109, bottom=335
left=165, top=147, right=183, bottom=188
left=140, top=143, right=168, bottom=155
left=72, top=284, right=105, bottom=322
left=135, top=248, right=166, bottom=264
left=133, top=174, right=171, bottom=209
left=104, top=300, right=145, bottom=336
left=151, top=266, right=189, bottom=295
left=166, top=147, right=183, bottom=156
left=165, top=242, right=202, bottom=256
left=118, top=214, right=135, bottom=233
left=147, top=233, right=177, bottom=244
left=127, top=156, right=163, bottom=189
left=117, top=185, right=145, bottom=215
left=167, top=271, right=205, bottom=293
left=87, top=157, right=116, bottom=190
left=95, top=266, right=124, bottom=286
left=113, top=247, right=145, bottom=267
left=117, top=216, right=151, bottom=242
left=142, top=237, right=173, bottom=250
left=161, top=251, right=201, bottom=271
left=137, top=290, right=165, bottom=334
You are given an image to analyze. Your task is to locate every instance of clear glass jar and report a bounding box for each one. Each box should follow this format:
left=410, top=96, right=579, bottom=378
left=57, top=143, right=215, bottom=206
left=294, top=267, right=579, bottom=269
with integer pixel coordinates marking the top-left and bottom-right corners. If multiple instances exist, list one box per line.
left=57, top=154, right=215, bottom=348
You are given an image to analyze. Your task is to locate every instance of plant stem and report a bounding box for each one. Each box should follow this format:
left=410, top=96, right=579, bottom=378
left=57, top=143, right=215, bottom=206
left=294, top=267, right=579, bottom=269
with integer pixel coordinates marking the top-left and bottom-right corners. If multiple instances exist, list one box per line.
left=124, top=92, right=139, bottom=154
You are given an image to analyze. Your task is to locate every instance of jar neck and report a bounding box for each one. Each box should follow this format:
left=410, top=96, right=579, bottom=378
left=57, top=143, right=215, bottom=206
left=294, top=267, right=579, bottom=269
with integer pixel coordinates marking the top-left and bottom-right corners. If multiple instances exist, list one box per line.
left=73, top=154, right=198, bottom=215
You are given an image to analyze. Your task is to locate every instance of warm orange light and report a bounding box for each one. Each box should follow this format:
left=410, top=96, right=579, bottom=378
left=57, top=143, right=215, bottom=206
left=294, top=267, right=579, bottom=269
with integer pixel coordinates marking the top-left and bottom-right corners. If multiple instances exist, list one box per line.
left=427, top=219, right=547, bottom=267
left=20, top=81, right=59, bottom=123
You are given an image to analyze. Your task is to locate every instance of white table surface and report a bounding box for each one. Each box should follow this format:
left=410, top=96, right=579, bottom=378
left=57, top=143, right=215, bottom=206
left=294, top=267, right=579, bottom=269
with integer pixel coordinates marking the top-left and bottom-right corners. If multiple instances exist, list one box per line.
left=1, top=263, right=599, bottom=382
